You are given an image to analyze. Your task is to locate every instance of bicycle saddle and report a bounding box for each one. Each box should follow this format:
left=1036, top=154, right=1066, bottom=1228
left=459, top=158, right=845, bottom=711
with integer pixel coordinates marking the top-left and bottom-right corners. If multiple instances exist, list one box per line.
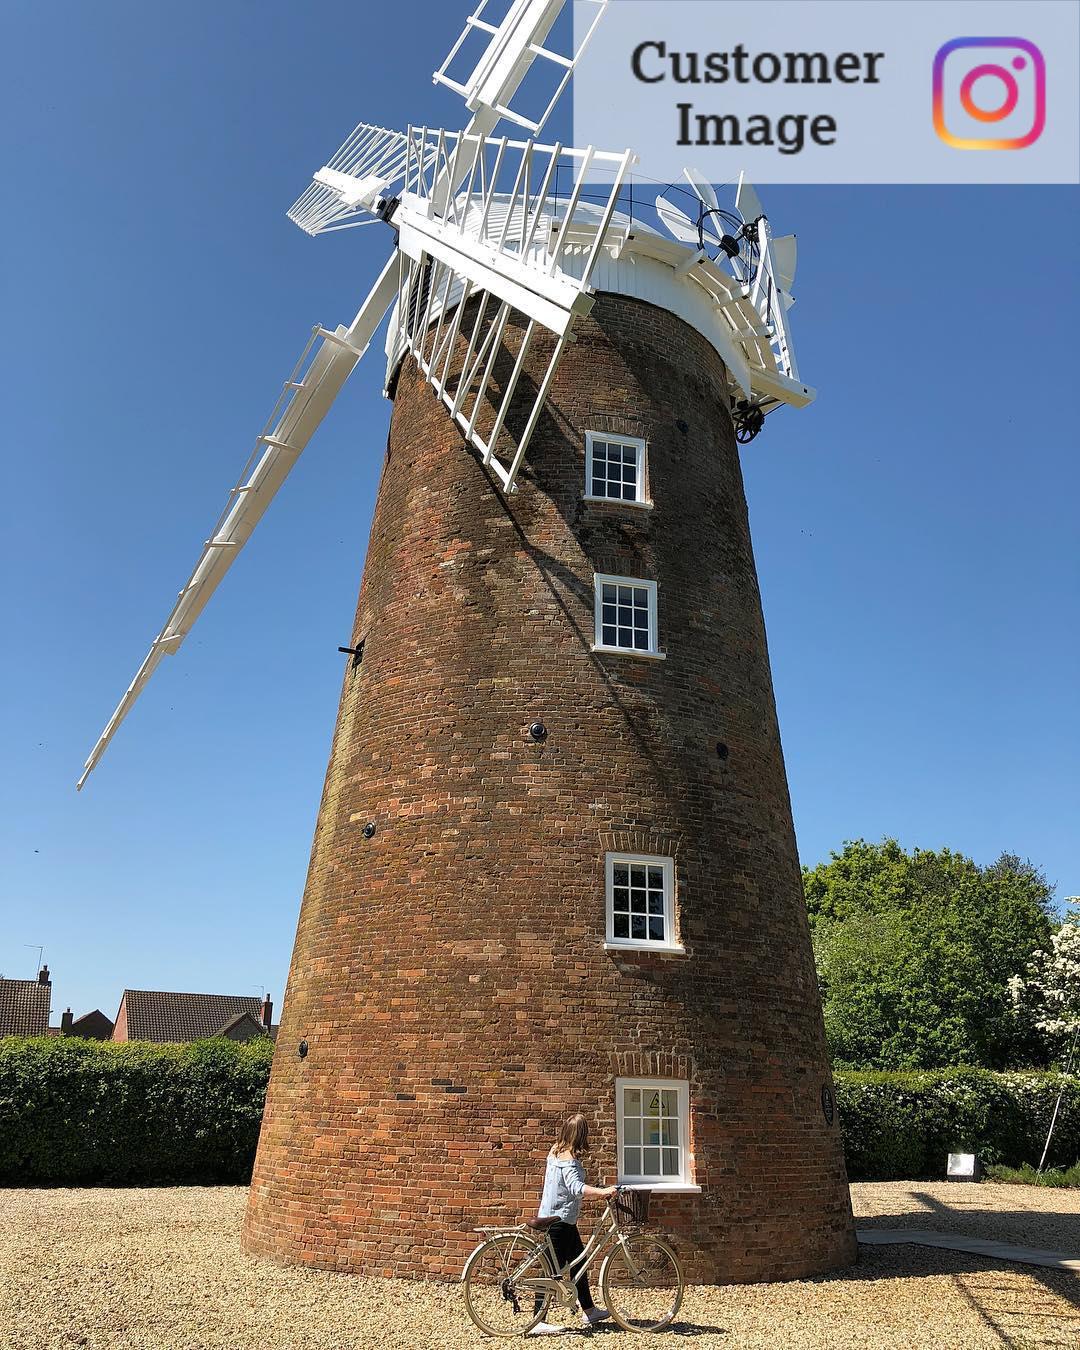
left=526, top=1215, right=559, bottom=1231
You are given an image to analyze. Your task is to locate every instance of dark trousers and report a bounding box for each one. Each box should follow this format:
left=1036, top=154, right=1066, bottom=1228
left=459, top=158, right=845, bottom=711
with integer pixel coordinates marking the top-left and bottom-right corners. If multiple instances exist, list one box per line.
left=547, top=1220, right=594, bottom=1312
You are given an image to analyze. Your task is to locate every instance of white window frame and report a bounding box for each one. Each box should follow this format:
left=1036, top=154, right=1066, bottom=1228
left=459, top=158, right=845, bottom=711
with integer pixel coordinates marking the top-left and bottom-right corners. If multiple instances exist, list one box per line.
left=604, top=853, right=682, bottom=954
left=615, top=1078, right=698, bottom=1191
left=583, top=431, right=650, bottom=507
left=592, top=574, right=665, bottom=661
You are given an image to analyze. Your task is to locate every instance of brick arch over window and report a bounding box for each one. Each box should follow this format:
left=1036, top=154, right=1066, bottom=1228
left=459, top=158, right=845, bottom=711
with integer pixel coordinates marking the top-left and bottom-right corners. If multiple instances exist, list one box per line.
left=600, top=828, right=680, bottom=858
left=608, top=1050, right=694, bottom=1083
left=582, top=414, right=650, bottom=443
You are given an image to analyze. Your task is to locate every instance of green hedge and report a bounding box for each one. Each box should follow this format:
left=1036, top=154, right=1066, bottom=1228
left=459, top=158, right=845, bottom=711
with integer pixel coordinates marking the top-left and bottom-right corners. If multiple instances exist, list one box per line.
left=0, top=1036, right=274, bottom=1184
left=2, top=1040, right=1077, bottom=1186
left=835, top=1068, right=1080, bottom=1180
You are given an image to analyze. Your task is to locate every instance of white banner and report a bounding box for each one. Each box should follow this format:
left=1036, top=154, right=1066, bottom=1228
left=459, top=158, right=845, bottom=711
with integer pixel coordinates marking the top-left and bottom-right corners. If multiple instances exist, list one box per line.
left=573, top=0, right=1079, bottom=183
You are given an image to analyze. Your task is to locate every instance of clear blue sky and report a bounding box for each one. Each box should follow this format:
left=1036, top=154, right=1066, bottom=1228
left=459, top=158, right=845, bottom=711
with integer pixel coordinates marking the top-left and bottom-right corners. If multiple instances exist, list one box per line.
left=2, top=2, right=1077, bottom=1022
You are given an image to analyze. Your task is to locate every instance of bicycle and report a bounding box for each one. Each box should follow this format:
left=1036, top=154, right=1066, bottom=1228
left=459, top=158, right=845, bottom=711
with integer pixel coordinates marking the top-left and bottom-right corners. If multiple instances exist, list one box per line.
left=461, top=1187, right=684, bottom=1337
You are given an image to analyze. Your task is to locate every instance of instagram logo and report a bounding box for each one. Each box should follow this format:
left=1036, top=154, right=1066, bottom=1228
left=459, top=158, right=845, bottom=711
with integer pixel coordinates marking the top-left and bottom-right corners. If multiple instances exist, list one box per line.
left=933, top=37, right=1046, bottom=149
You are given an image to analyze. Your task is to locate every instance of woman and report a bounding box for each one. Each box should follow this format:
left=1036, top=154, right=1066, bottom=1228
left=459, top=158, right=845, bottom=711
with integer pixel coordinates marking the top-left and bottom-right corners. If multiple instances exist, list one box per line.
left=530, top=1112, right=615, bottom=1336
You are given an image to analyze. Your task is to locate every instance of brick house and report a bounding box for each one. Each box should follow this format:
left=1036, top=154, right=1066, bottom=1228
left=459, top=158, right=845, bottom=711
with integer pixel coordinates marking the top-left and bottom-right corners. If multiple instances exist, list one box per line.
left=0, top=966, right=52, bottom=1037
left=111, top=989, right=274, bottom=1043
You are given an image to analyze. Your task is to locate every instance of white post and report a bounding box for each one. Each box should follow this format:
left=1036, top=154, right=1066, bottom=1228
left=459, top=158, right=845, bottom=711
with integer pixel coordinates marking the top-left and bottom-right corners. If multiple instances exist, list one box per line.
left=1037, top=1024, right=1079, bottom=1176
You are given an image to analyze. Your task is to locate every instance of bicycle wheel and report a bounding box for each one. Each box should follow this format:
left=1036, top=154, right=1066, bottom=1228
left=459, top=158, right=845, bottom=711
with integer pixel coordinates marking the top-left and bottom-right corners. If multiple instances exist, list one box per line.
left=600, top=1234, right=684, bottom=1332
left=462, top=1232, right=553, bottom=1338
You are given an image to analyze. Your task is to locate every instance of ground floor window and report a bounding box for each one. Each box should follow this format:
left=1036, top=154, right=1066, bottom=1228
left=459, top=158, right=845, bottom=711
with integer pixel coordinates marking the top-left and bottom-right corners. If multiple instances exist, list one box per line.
left=615, top=1078, right=690, bottom=1184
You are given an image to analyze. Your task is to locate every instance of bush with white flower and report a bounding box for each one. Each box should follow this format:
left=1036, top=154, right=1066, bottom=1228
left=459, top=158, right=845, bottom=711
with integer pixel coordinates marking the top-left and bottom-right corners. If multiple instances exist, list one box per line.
left=1010, top=898, right=1080, bottom=1055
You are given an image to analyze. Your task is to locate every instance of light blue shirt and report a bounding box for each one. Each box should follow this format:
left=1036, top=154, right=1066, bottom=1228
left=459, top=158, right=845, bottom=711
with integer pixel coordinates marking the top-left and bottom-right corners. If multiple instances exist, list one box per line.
left=538, top=1151, right=587, bottom=1224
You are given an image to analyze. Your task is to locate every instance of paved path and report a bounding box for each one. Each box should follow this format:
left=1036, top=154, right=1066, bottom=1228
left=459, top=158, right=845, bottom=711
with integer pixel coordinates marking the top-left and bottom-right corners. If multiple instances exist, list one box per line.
left=857, top=1227, right=1080, bottom=1274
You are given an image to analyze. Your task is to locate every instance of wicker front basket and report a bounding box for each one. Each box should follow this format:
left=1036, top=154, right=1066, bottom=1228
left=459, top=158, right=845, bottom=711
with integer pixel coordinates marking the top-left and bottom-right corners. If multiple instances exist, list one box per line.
left=612, top=1188, right=651, bottom=1230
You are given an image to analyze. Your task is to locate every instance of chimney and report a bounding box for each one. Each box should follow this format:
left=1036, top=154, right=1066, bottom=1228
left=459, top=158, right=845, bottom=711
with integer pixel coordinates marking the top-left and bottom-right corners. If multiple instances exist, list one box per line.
left=38, top=964, right=50, bottom=986
left=261, top=994, right=273, bottom=1029
left=61, top=1009, right=73, bottom=1035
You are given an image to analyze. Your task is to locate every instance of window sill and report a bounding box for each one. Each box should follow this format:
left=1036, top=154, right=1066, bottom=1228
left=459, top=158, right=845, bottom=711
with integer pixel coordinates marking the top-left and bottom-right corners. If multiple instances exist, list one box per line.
left=604, top=942, right=687, bottom=958
left=617, top=1182, right=702, bottom=1194
left=591, top=644, right=666, bottom=662
left=583, top=495, right=654, bottom=511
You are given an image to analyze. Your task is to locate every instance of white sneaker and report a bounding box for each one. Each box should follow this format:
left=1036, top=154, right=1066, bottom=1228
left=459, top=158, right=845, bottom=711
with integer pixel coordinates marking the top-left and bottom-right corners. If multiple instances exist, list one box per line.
left=528, top=1323, right=566, bottom=1336
left=582, top=1307, right=611, bottom=1326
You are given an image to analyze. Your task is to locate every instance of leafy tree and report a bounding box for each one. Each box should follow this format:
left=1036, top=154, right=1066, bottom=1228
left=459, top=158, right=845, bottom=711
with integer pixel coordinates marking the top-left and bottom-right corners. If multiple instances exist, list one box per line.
left=804, top=840, right=1056, bottom=1070
left=1010, top=897, right=1080, bottom=1054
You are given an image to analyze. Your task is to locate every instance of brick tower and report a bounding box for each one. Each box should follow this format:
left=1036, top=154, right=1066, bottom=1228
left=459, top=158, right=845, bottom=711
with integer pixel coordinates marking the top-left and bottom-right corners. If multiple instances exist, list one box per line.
left=242, top=290, right=855, bottom=1282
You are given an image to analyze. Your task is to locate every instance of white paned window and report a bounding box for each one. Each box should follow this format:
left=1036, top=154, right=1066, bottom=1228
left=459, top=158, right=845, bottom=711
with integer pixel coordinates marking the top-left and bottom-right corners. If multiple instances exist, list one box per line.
left=585, top=432, right=647, bottom=505
left=616, top=1079, right=691, bottom=1185
left=592, top=575, right=662, bottom=659
left=606, top=854, right=677, bottom=950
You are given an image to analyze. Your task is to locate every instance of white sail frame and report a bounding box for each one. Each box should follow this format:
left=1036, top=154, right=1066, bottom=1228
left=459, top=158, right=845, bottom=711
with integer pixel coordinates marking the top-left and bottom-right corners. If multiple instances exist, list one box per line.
left=433, top=0, right=608, bottom=135
left=77, top=255, right=401, bottom=790
left=79, top=0, right=822, bottom=789
left=391, top=127, right=635, bottom=492
left=288, top=123, right=440, bottom=237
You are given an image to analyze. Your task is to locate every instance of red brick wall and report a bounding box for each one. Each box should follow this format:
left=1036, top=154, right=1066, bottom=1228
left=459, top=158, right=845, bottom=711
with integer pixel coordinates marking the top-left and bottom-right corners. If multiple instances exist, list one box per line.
left=243, top=294, right=855, bottom=1283
left=111, top=996, right=128, bottom=1042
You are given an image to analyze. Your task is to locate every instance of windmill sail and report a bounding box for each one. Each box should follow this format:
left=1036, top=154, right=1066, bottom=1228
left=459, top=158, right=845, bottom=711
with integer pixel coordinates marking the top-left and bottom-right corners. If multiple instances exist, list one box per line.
left=77, top=328, right=359, bottom=790
left=76, top=257, right=399, bottom=790
left=288, top=123, right=418, bottom=236
left=433, top=0, right=609, bottom=136
left=293, top=0, right=603, bottom=239
left=80, top=0, right=818, bottom=790
left=389, top=127, right=635, bottom=492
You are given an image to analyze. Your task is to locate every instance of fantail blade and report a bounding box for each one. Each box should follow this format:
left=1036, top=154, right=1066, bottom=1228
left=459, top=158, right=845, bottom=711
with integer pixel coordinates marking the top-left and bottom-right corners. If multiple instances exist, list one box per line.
left=655, top=195, right=701, bottom=246
left=736, top=171, right=765, bottom=225
left=682, top=166, right=720, bottom=214
left=772, top=234, right=797, bottom=292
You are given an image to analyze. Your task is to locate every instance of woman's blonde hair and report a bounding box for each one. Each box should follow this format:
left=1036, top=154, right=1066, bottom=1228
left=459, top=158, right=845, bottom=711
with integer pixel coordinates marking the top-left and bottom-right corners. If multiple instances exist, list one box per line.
left=554, top=1112, right=590, bottom=1158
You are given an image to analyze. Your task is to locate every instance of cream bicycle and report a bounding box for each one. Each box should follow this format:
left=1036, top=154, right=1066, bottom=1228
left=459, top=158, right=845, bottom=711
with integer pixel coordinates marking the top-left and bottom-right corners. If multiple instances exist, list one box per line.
left=462, top=1188, right=684, bottom=1337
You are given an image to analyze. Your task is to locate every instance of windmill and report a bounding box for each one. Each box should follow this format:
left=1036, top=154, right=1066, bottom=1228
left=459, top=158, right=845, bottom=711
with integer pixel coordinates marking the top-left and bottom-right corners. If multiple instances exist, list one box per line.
left=80, top=0, right=853, bottom=1289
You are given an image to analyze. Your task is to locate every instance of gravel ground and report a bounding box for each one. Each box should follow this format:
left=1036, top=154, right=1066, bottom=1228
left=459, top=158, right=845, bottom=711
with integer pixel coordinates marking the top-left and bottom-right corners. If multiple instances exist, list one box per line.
left=853, top=1179, right=1080, bottom=1252
left=2, top=1184, right=1079, bottom=1350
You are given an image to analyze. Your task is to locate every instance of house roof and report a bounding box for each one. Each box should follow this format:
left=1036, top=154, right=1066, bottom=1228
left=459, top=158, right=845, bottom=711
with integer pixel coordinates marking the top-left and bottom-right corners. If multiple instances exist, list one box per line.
left=0, top=978, right=51, bottom=1037
left=216, top=1009, right=271, bottom=1039
left=71, top=1009, right=114, bottom=1034
left=117, top=989, right=266, bottom=1043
